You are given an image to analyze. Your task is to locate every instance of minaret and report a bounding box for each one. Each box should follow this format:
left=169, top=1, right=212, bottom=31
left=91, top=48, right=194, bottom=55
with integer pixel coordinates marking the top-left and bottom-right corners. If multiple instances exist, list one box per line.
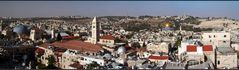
left=99, top=21, right=103, bottom=37
left=91, top=16, right=99, bottom=44
left=0, top=20, right=2, bottom=31
left=30, top=29, right=36, bottom=41
left=51, top=30, right=55, bottom=39
left=179, top=24, right=182, bottom=32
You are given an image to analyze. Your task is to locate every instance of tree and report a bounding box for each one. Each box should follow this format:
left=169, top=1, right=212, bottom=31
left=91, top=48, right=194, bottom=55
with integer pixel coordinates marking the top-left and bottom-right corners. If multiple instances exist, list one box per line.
left=115, top=38, right=122, bottom=43
left=56, top=33, right=62, bottom=41
left=0, top=34, right=4, bottom=39
left=142, top=42, right=147, bottom=47
left=174, top=38, right=182, bottom=47
left=131, top=42, right=141, bottom=48
left=125, top=33, right=134, bottom=39
left=46, top=55, right=58, bottom=69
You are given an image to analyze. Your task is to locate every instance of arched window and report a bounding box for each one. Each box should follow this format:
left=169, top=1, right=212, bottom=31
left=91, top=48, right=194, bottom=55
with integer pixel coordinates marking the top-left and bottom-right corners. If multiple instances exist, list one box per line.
left=217, top=60, right=220, bottom=65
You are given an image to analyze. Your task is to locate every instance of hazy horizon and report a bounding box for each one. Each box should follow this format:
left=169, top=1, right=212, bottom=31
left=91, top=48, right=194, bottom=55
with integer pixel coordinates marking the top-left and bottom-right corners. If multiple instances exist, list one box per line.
left=0, top=1, right=239, bottom=19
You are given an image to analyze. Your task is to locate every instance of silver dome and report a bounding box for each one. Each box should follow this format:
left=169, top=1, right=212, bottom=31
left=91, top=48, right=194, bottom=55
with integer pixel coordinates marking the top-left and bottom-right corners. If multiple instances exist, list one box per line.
left=13, top=24, right=29, bottom=34
left=103, top=53, right=112, bottom=60
left=117, top=46, right=126, bottom=54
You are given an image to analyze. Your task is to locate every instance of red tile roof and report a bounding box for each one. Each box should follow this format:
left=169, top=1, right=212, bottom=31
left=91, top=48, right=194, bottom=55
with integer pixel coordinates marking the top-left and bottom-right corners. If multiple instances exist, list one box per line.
left=203, top=45, right=213, bottom=51
left=35, top=47, right=45, bottom=55
left=136, top=47, right=147, bottom=52
left=39, top=43, right=49, bottom=48
left=100, top=35, right=115, bottom=40
left=148, top=55, right=169, bottom=60
left=39, top=40, right=103, bottom=53
left=125, top=44, right=135, bottom=50
left=62, top=36, right=80, bottom=39
left=69, top=62, right=83, bottom=69
left=187, top=45, right=197, bottom=52
left=54, top=52, right=64, bottom=57
left=31, top=26, right=42, bottom=32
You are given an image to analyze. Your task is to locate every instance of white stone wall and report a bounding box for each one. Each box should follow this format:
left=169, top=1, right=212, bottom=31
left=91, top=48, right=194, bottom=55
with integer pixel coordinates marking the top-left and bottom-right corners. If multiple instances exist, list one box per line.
left=178, top=42, right=190, bottom=56
left=146, top=43, right=168, bottom=53
left=99, top=39, right=114, bottom=46
left=79, top=56, right=105, bottom=66
left=185, top=54, right=204, bottom=62
left=216, top=54, right=237, bottom=69
left=231, top=43, right=239, bottom=52
left=39, top=47, right=54, bottom=66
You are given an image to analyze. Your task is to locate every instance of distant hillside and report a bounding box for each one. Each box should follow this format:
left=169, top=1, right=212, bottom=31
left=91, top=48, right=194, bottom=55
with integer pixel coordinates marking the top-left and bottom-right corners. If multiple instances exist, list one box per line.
left=195, top=19, right=239, bottom=30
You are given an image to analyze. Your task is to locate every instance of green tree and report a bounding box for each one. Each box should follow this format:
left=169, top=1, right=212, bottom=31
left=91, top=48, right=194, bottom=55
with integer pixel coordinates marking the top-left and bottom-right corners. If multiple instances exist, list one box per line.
left=115, top=38, right=122, bottom=43
left=56, top=33, right=62, bottom=41
left=131, top=42, right=141, bottom=48
left=87, top=61, right=100, bottom=69
left=46, top=55, right=58, bottom=69
left=126, top=33, right=134, bottom=39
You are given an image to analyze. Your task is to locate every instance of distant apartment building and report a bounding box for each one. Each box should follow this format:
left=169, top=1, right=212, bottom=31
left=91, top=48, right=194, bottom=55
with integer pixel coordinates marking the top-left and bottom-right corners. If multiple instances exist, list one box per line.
left=201, top=32, right=230, bottom=49
left=99, top=35, right=115, bottom=47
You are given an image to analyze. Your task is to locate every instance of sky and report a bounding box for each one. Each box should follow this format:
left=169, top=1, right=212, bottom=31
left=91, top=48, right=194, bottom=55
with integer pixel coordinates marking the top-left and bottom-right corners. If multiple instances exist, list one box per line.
left=0, top=1, right=239, bottom=19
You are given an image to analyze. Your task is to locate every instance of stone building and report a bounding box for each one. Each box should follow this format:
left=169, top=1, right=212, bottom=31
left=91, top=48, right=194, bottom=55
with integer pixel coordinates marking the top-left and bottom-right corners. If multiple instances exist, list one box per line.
left=215, top=47, right=237, bottom=69
left=201, top=32, right=230, bottom=49
left=91, top=17, right=100, bottom=44
left=146, top=42, right=169, bottom=53
left=35, top=40, right=104, bottom=69
left=99, top=35, right=115, bottom=47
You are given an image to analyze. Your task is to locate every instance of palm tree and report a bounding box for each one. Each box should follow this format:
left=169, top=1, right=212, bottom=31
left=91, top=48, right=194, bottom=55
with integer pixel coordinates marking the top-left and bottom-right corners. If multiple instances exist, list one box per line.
left=56, top=33, right=62, bottom=41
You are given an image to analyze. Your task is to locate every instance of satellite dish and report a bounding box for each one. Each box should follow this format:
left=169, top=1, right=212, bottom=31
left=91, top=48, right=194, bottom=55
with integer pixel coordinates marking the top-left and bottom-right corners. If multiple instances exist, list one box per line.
left=22, top=55, right=27, bottom=60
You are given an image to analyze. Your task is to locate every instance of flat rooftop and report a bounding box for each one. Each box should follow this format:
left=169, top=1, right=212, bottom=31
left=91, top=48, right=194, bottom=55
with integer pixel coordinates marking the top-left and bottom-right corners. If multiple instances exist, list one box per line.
left=216, top=47, right=236, bottom=55
left=164, top=62, right=185, bottom=69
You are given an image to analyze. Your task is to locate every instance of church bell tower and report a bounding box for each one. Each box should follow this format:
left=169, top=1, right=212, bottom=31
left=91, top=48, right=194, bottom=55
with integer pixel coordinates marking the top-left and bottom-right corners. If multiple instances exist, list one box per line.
left=91, top=16, right=99, bottom=44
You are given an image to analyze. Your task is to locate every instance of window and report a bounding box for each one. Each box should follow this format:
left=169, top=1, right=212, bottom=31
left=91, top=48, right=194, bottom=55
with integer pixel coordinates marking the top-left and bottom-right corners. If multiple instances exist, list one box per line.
left=224, top=35, right=227, bottom=37
left=214, top=35, right=216, bottom=38
left=217, top=61, right=220, bottom=65
left=209, top=35, right=211, bottom=38
left=223, top=41, right=226, bottom=43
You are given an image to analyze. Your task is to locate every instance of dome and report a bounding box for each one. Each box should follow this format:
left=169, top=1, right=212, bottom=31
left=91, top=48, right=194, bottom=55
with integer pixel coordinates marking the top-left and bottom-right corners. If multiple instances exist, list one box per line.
left=160, top=42, right=167, bottom=46
left=13, top=24, right=29, bottom=35
left=161, top=21, right=174, bottom=30
left=117, top=46, right=126, bottom=54
left=103, top=53, right=112, bottom=60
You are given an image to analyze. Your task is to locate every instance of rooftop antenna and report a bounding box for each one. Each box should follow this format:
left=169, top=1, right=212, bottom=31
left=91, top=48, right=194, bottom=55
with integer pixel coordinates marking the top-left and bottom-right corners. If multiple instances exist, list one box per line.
left=126, top=8, right=128, bottom=17
left=125, top=7, right=128, bottom=19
